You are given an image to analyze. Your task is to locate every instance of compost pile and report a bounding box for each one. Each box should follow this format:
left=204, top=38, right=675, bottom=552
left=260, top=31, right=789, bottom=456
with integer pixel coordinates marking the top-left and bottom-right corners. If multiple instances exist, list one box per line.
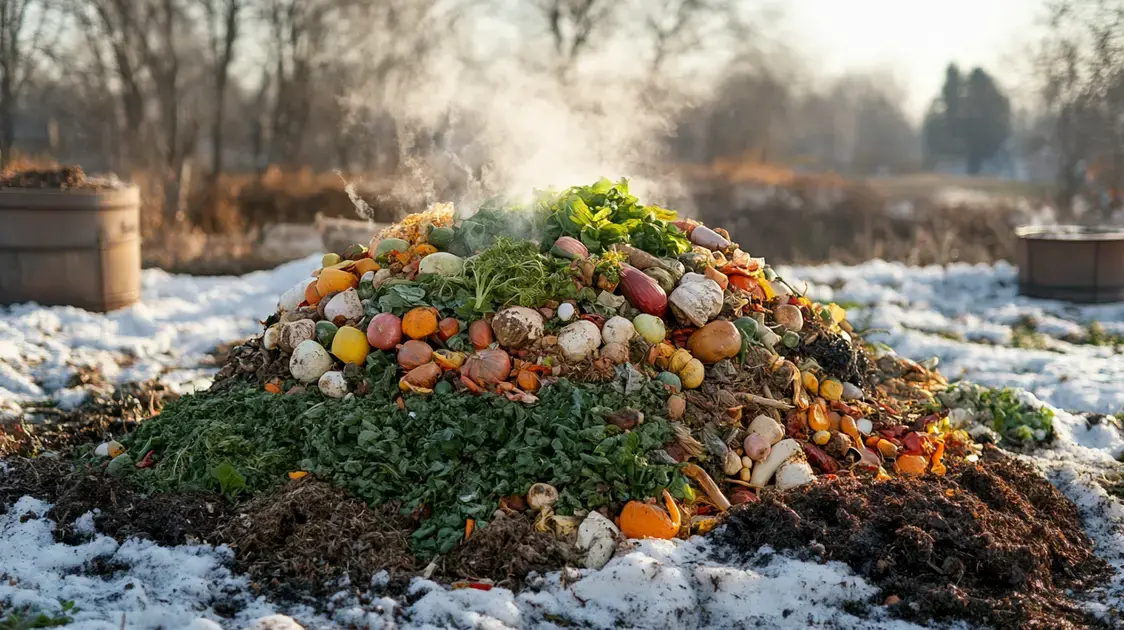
left=121, top=178, right=975, bottom=561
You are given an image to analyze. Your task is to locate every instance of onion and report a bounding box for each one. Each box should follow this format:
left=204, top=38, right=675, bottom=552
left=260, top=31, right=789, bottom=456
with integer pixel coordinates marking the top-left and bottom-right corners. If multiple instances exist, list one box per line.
left=397, top=340, right=434, bottom=370
left=367, top=313, right=403, bottom=351
left=686, top=320, right=741, bottom=364
left=469, top=320, right=494, bottom=350
left=461, top=349, right=512, bottom=386
left=601, top=316, right=636, bottom=346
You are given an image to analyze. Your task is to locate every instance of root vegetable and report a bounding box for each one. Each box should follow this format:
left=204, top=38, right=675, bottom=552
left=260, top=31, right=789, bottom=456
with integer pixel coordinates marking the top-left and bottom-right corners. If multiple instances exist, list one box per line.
left=558, top=320, right=601, bottom=361
left=687, top=320, right=741, bottom=363
left=601, top=316, right=636, bottom=345
left=324, top=289, right=364, bottom=322
left=290, top=340, right=334, bottom=383
left=527, top=483, right=558, bottom=511
left=669, top=274, right=723, bottom=327
left=667, top=395, right=686, bottom=419
left=318, top=371, right=348, bottom=398
left=743, top=433, right=771, bottom=461
left=749, top=439, right=803, bottom=488
left=627, top=247, right=661, bottom=270
left=551, top=236, right=589, bottom=260
left=723, top=450, right=743, bottom=476
left=748, top=414, right=785, bottom=445
left=620, top=489, right=681, bottom=539
left=776, top=457, right=816, bottom=491
left=279, top=320, right=315, bottom=354
left=368, top=313, right=403, bottom=351
left=738, top=466, right=752, bottom=482
left=689, top=225, right=731, bottom=251
left=493, top=307, right=545, bottom=349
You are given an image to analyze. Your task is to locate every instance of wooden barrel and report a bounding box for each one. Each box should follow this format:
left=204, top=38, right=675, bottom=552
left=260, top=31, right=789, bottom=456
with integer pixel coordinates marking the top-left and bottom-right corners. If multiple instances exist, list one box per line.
left=0, top=186, right=141, bottom=312
left=1015, top=225, right=1124, bottom=303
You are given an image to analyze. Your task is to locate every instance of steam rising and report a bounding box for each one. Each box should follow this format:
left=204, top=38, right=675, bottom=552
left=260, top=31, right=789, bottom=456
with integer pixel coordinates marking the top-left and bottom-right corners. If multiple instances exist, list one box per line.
left=339, top=4, right=699, bottom=220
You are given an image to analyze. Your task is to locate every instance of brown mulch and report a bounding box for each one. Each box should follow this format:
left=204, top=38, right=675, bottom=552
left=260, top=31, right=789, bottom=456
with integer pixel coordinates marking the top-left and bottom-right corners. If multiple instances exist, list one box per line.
left=709, top=446, right=1112, bottom=629
left=1, top=379, right=177, bottom=458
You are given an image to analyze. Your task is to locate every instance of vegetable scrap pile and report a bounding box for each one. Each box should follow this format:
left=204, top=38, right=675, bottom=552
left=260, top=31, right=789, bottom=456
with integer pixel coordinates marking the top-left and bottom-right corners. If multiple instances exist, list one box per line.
left=112, top=178, right=986, bottom=568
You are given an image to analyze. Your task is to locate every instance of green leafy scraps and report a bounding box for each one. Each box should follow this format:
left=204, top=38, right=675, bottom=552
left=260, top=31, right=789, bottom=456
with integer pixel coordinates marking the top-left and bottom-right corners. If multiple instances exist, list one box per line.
left=125, top=377, right=684, bottom=558
left=539, top=177, right=690, bottom=257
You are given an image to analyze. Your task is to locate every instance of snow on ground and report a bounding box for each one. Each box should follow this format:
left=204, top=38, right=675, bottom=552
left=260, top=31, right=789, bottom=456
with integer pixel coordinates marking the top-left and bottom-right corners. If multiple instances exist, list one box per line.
left=0, top=256, right=318, bottom=419
left=1, top=258, right=1124, bottom=628
left=779, top=259, right=1124, bottom=416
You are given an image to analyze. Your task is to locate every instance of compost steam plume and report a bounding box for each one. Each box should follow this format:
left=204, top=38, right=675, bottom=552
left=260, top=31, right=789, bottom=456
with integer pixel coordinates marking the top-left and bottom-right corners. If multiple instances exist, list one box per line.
left=339, top=4, right=697, bottom=219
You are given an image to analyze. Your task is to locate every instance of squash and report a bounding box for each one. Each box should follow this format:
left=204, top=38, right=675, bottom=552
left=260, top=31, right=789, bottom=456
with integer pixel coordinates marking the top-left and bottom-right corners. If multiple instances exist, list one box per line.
left=402, top=307, right=439, bottom=339
left=619, top=490, right=681, bottom=539
left=316, top=268, right=358, bottom=297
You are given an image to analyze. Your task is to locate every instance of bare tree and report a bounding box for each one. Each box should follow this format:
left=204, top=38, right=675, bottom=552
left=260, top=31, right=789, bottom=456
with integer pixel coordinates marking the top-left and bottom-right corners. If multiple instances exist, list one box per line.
left=0, top=0, right=63, bottom=168
left=200, top=0, right=243, bottom=187
left=531, top=0, right=615, bottom=79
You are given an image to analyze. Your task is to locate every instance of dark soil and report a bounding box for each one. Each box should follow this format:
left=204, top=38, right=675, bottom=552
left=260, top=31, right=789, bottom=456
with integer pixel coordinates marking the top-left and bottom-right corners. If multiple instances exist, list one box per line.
left=1, top=456, right=578, bottom=605
left=0, top=457, right=233, bottom=547
left=0, top=165, right=118, bottom=190
left=710, top=446, right=1112, bottom=629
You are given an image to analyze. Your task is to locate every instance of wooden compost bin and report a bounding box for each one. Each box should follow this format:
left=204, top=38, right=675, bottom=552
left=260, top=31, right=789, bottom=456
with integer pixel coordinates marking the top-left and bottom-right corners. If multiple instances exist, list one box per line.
left=1015, top=225, right=1124, bottom=303
left=0, top=186, right=141, bottom=312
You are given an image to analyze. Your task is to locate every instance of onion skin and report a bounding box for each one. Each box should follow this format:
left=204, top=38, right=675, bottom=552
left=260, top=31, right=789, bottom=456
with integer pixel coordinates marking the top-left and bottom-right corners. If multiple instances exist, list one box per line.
left=368, top=313, right=403, bottom=351
left=397, top=340, right=434, bottom=370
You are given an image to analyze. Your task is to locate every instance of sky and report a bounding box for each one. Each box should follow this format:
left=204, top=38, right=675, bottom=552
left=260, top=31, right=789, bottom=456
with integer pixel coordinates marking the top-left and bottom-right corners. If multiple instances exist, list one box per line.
left=782, top=0, right=1046, bottom=120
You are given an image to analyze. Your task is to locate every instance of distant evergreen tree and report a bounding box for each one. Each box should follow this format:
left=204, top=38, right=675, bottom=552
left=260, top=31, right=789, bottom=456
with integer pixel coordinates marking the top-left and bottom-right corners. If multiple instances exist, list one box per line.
left=923, top=64, right=1011, bottom=174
